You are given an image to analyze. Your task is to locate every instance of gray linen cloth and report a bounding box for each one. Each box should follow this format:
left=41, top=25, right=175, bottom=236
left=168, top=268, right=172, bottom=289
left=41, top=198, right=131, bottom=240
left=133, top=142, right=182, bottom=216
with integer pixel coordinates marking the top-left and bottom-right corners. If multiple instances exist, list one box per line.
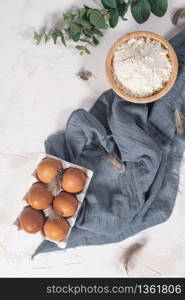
left=33, top=30, right=185, bottom=257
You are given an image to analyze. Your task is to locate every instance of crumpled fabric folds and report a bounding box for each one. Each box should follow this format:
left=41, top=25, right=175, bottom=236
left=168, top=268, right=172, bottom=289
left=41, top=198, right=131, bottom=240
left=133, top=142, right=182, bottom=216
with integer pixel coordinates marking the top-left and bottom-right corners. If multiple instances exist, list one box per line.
left=33, top=30, right=185, bottom=257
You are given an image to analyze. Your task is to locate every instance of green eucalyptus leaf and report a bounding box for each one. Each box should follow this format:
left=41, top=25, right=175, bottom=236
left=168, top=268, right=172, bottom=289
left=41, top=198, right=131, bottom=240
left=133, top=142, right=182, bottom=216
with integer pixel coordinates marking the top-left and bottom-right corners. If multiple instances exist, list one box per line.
left=118, top=0, right=130, bottom=19
left=52, top=31, right=58, bottom=44
left=60, top=31, right=66, bottom=46
left=79, top=8, right=86, bottom=18
left=65, top=27, right=72, bottom=39
left=70, top=23, right=81, bottom=34
left=52, top=28, right=66, bottom=46
left=84, top=5, right=91, bottom=9
left=44, top=33, right=49, bottom=43
left=109, top=8, right=119, bottom=27
left=93, top=28, right=104, bottom=37
left=148, top=0, right=168, bottom=17
left=79, top=19, right=92, bottom=29
left=63, top=13, right=72, bottom=21
left=131, top=0, right=151, bottom=24
left=82, top=29, right=92, bottom=37
left=117, top=0, right=125, bottom=4
left=89, top=10, right=106, bottom=28
left=101, top=0, right=117, bottom=8
left=34, top=32, right=42, bottom=45
left=76, top=45, right=84, bottom=50
left=84, top=47, right=91, bottom=54
left=54, top=28, right=61, bottom=36
left=69, top=23, right=81, bottom=41
left=72, top=31, right=81, bottom=42
left=87, top=8, right=95, bottom=18
left=80, top=38, right=93, bottom=45
left=93, top=36, right=99, bottom=45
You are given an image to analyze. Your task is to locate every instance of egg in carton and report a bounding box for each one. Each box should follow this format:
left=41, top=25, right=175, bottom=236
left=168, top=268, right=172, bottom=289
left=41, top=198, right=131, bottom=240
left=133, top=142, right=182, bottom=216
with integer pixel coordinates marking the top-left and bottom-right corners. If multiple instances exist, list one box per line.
left=14, top=152, right=93, bottom=249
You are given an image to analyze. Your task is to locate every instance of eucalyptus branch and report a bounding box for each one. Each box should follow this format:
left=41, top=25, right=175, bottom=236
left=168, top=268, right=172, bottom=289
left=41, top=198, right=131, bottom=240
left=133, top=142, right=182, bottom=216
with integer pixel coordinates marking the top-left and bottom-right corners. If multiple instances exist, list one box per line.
left=34, top=0, right=168, bottom=55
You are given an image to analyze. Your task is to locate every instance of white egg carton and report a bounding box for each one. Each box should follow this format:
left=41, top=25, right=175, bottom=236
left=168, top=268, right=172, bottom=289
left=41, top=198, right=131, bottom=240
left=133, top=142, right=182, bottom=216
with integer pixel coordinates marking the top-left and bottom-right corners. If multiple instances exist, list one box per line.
left=15, top=152, right=93, bottom=249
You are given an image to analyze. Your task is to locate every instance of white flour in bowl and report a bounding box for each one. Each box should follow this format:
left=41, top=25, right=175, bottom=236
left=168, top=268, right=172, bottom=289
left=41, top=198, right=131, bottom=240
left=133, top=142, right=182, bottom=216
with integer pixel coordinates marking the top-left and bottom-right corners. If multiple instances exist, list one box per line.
left=112, top=37, right=172, bottom=98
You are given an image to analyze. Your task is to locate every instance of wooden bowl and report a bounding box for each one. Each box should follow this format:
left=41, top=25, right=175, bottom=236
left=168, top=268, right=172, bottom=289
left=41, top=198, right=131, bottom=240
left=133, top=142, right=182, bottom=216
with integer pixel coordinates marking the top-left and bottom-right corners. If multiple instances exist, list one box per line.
left=105, top=31, right=178, bottom=104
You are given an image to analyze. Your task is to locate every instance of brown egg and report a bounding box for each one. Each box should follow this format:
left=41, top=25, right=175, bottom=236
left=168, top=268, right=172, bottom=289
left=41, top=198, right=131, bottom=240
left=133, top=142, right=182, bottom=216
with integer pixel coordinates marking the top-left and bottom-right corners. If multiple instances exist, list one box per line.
left=19, top=206, right=45, bottom=234
left=53, top=192, right=78, bottom=217
left=27, top=182, right=53, bottom=210
left=43, top=218, right=69, bottom=241
left=61, top=168, right=86, bottom=193
left=36, top=157, right=62, bottom=183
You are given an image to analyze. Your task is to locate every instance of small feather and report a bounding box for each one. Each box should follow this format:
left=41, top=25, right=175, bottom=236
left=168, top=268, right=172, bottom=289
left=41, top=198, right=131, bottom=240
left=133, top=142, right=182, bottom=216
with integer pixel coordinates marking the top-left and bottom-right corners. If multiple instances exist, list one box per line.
left=47, top=169, right=64, bottom=196
left=13, top=218, right=21, bottom=230
left=121, top=243, right=143, bottom=273
left=105, top=154, right=125, bottom=173
left=175, top=108, right=185, bottom=135
left=77, top=69, right=92, bottom=81
left=172, top=8, right=185, bottom=26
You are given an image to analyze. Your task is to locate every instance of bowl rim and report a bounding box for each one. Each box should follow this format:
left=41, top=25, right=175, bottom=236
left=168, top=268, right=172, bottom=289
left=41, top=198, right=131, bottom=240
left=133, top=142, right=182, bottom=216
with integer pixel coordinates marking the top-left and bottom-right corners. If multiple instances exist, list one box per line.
left=105, top=31, right=178, bottom=104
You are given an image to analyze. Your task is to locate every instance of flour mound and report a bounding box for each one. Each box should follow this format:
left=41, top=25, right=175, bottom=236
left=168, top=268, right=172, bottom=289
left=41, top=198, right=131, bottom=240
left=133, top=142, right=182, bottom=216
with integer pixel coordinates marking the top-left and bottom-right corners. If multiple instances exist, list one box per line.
left=112, top=37, right=172, bottom=98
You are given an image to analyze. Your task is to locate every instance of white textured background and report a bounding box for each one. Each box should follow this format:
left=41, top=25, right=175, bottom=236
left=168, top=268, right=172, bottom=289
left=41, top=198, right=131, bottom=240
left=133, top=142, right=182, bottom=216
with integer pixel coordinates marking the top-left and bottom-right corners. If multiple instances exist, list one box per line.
left=0, top=0, right=185, bottom=277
